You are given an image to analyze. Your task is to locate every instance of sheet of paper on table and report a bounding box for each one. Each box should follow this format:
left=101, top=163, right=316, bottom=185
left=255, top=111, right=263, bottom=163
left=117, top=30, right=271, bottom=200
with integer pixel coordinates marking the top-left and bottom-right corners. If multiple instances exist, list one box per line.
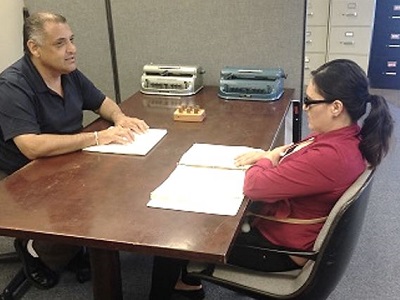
left=148, top=143, right=262, bottom=216
left=83, top=128, right=167, bottom=156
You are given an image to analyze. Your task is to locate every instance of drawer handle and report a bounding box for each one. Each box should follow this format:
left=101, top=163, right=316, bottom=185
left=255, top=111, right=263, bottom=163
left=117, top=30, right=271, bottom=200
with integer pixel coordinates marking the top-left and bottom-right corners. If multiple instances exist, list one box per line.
left=306, top=39, right=313, bottom=44
left=385, top=72, right=397, bottom=76
left=388, top=44, right=400, bottom=48
left=340, top=41, right=355, bottom=45
left=342, top=12, right=358, bottom=17
left=307, top=12, right=314, bottom=17
left=391, top=16, right=400, bottom=19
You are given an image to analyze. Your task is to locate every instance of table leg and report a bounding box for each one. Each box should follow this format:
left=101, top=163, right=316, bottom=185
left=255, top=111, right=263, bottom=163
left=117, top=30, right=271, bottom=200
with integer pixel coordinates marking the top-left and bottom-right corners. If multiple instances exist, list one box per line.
left=89, top=248, right=123, bottom=300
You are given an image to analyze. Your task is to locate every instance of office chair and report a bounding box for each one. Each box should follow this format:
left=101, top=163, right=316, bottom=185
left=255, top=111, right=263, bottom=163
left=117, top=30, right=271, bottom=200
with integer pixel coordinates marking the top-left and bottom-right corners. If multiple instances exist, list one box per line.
left=187, top=168, right=374, bottom=300
left=0, top=171, right=31, bottom=300
left=0, top=242, right=91, bottom=300
left=0, top=251, right=90, bottom=300
left=0, top=249, right=30, bottom=300
left=0, top=172, right=91, bottom=300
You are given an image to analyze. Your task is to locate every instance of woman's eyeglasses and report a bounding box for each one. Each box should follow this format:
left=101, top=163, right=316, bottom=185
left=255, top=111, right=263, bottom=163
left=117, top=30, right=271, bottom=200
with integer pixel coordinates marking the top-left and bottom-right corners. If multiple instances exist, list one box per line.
left=303, top=96, right=334, bottom=108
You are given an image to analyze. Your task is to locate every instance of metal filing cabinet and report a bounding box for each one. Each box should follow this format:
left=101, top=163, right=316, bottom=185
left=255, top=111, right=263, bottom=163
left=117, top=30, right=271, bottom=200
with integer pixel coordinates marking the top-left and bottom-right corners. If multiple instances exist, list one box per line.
left=327, top=0, right=375, bottom=72
left=304, top=0, right=329, bottom=85
left=304, top=0, right=375, bottom=85
left=369, top=1, right=400, bottom=89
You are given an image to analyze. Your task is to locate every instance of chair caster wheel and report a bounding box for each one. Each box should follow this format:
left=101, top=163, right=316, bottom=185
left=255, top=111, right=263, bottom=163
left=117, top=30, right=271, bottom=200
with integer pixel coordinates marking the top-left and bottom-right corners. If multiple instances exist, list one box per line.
left=0, top=290, right=14, bottom=300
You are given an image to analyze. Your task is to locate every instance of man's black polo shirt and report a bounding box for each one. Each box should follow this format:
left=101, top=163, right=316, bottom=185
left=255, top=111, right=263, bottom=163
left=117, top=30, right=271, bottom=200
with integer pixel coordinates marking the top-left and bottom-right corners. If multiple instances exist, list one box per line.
left=0, top=55, right=106, bottom=174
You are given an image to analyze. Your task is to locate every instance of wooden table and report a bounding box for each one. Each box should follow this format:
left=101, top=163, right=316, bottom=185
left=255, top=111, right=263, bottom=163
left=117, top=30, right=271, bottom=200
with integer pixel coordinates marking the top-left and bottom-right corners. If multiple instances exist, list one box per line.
left=0, top=86, right=292, bottom=299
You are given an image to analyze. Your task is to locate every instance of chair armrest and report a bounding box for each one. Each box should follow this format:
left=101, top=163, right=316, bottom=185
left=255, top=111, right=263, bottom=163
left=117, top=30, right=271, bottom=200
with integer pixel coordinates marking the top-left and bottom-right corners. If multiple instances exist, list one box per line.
left=236, top=244, right=319, bottom=261
left=186, top=244, right=318, bottom=278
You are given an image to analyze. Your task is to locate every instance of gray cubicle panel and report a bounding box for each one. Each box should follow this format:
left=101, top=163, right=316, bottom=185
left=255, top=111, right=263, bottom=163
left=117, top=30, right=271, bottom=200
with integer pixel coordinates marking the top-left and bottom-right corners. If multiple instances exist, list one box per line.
left=113, top=0, right=306, bottom=100
left=25, top=0, right=306, bottom=101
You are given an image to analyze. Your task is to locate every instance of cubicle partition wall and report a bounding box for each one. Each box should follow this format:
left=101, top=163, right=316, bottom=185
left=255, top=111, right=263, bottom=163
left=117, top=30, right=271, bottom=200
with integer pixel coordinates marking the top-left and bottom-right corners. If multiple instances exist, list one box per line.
left=24, top=0, right=306, bottom=100
left=112, top=0, right=306, bottom=101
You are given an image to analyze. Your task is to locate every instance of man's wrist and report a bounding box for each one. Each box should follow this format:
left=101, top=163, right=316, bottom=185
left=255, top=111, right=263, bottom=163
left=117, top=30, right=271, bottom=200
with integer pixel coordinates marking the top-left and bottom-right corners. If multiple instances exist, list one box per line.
left=111, top=111, right=125, bottom=124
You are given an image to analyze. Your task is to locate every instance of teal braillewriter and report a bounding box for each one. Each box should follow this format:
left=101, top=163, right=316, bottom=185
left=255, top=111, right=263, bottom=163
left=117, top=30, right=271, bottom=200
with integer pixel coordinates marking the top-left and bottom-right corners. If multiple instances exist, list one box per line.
left=218, top=67, right=286, bottom=101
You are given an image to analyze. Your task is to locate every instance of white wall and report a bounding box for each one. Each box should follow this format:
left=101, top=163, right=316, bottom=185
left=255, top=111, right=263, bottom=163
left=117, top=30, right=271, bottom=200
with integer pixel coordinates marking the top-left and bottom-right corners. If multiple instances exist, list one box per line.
left=0, top=0, right=24, bottom=72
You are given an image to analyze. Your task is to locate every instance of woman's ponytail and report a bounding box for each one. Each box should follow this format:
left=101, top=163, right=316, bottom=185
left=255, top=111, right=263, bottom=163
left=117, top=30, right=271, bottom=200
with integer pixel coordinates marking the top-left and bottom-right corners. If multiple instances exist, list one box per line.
left=359, top=95, right=393, bottom=168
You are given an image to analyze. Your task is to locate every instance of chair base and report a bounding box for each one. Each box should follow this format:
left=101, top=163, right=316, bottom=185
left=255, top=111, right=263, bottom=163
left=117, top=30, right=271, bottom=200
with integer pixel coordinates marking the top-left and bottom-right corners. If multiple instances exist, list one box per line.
left=0, top=248, right=92, bottom=300
left=0, top=252, right=19, bottom=264
left=0, top=268, right=31, bottom=300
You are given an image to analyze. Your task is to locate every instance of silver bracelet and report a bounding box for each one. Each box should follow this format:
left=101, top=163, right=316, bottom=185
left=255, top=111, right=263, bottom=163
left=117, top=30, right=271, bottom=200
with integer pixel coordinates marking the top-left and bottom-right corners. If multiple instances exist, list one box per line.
left=94, top=131, right=99, bottom=146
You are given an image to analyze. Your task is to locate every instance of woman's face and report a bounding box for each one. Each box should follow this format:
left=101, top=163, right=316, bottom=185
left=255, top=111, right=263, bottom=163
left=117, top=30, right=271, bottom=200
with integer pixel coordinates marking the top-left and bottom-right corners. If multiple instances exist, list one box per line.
left=304, top=80, right=335, bottom=133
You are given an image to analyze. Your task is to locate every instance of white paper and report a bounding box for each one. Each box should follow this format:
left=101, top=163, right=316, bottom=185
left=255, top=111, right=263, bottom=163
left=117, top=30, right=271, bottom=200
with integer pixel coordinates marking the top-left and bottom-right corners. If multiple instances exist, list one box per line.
left=179, top=143, right=261, bottom=170
left=83, top=128, right=167, bottom=156
left=148, top=165, right=246, bottom=216
left=147, top=143, right=260, bottom=215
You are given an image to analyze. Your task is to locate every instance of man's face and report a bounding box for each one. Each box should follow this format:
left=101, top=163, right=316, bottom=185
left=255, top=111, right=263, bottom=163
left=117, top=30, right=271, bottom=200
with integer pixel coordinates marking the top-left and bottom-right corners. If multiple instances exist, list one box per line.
left=34, top=22, right=77, bottom=75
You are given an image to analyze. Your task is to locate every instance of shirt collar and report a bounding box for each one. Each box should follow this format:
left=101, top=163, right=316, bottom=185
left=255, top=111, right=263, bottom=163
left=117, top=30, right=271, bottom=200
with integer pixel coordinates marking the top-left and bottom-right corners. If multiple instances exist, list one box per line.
left=21, top=54, right=49, bottom=94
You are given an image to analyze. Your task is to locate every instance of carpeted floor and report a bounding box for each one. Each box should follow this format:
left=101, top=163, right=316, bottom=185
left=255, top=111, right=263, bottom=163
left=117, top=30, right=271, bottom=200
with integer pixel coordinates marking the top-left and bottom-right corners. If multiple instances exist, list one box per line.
left=1, top=90, right=399, bottom=299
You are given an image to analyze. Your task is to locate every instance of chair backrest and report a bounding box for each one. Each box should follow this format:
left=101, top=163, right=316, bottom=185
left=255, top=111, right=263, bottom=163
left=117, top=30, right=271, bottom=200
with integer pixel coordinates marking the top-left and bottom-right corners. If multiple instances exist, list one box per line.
left=293, top=167, right=374, bottom=299
left=188, top=168, right=375, bottom=300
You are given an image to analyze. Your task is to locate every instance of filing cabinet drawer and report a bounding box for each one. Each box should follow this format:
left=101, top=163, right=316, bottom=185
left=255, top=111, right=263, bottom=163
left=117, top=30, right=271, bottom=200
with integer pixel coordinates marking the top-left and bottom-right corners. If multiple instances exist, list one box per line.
left=304, top=53, right=326, bottom=84
left=305, top=26, right=328, bottom=52
left=330, top=0, right=375, bottom=26
left=368, top=56, right=400, bottom=89
left=372, top=31, right=400, bottom=47
left=327, top=54, right=369, bottom=72
left=306, top=0, right=330, bottom=26
left=374, top=1, right=400, bottom=25
left=329, top=27, right=372, bottom=55
left=370, top=31, right=400, bottom=58
left=373, top=2, right=400, bottom=33
left=387, top=3, right=400, bottom=26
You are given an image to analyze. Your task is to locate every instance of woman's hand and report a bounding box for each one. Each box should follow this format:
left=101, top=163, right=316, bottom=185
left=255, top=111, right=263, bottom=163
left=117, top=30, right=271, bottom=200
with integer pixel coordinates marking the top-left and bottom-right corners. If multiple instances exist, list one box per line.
left=234, top=144, right=294, bottom=167
left=234, top=151, right=267, bottom=167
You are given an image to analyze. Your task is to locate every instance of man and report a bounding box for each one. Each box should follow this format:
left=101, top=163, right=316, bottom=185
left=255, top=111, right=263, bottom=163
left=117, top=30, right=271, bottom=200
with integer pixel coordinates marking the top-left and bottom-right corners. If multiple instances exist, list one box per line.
left=0, top=12, right=149, bottom=289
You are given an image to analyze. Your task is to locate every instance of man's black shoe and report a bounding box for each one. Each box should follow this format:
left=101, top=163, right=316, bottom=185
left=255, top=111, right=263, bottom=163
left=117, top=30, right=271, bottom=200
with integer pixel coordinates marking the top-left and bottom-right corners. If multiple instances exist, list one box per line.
left=14, top=239, right=59, bottom=290
left=66, top=248, right=91, bottom=283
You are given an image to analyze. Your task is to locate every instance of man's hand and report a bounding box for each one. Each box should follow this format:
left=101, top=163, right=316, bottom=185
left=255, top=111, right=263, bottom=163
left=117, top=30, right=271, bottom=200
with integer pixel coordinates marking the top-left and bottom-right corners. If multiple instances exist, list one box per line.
left=113, top=115, right=149, bottom=134
left=98, top=97, right=149, bottom=134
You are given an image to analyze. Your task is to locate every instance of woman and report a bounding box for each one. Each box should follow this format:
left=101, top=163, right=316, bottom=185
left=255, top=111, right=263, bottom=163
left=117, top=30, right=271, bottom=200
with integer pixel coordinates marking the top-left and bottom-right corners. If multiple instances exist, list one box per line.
left=149, top=59, right=394, bottom=299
